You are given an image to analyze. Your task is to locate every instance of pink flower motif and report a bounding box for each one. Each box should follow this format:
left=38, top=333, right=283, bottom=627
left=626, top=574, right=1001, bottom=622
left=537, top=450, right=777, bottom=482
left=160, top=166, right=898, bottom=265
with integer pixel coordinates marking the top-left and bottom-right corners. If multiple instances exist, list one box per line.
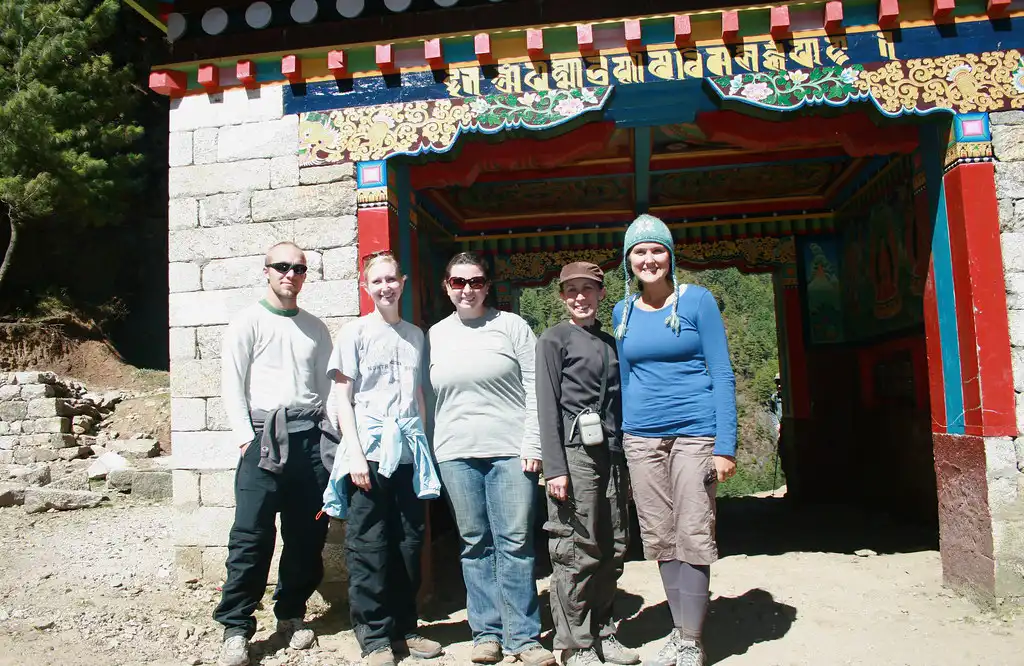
left=554, top=97, right=585, bottom=116
left=740, top=81, right=772, bottom=102
left=521, top=92, right=540, bottom=106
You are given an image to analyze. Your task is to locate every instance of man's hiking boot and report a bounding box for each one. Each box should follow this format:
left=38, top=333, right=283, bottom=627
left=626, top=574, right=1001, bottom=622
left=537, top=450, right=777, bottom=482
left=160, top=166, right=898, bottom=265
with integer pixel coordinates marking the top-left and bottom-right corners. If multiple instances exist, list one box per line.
left=471, top=641, right=503, bottom=664
left=601, top=635, right=641, bottom=665
left=368, top=647, right=396, bottom=666
left=516, top=645, right=557, bottom=666
left=561, top=648, right=601, bottom=666
left=399, top=633, right=444, bottom=659
left=218, top=635, right=249, bottom=666
left=276, top=617, right=316, bottom=649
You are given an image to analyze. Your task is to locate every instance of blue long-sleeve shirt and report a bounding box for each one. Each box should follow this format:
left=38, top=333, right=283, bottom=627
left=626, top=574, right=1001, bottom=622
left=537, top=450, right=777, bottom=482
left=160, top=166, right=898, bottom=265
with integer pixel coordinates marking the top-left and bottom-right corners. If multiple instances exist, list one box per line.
left=612, top=285, right=738, bottom=456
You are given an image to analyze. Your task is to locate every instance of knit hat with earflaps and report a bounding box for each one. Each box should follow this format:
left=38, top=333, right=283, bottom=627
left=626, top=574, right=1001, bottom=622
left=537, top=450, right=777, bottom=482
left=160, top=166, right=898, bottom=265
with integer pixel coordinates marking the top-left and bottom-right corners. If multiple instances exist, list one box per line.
left=614, top=213, right=681, bottom=339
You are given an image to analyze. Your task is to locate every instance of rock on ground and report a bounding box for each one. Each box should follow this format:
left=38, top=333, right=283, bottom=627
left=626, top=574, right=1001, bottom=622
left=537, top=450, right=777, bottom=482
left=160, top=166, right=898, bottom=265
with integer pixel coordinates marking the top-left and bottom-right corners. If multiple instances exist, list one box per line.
left=0, top=483, right=26, bottom=507
left=23, top=488, right=105, bottom=514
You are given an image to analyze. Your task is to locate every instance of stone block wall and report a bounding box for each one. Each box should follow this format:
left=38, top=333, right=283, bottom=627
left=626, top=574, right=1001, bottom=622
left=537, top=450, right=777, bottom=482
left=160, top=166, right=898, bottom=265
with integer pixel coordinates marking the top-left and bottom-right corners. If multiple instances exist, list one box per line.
left=0, top=372, right=91, bottom=465
left=989, top=110, right=1024, bottom=599
left=168, top=85, right=357, bottom=586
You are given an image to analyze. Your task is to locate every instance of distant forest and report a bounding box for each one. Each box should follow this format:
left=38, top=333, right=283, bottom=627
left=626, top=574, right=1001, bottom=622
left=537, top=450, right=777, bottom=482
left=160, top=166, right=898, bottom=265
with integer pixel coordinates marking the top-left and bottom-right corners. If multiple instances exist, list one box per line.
left=519, top=267, right=783, bottom=496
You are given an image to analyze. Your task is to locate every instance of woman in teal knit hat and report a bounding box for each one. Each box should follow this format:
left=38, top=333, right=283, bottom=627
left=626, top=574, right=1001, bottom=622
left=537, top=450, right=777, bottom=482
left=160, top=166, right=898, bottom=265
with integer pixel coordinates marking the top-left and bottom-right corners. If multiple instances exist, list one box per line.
left=611, top=214, right=738, bottom=666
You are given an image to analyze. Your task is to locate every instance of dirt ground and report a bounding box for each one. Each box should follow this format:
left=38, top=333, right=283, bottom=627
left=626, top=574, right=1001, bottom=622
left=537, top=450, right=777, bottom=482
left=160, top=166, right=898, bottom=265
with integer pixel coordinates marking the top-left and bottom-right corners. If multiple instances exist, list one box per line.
left=0, top=496, right=1022, bottom=666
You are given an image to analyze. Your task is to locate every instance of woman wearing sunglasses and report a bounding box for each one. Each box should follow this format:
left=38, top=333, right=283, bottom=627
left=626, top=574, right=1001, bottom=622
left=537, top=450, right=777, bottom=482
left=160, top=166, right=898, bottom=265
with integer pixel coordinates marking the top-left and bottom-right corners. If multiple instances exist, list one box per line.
left=427, top=253, right=555, bottom=666
left=327, top=251, right=443, bottom=666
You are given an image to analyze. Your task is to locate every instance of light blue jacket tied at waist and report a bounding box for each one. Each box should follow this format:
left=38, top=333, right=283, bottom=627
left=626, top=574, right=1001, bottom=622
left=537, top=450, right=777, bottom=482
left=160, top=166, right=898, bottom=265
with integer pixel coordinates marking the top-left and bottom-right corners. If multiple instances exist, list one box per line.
left=322, top=414, right=441, bottom=519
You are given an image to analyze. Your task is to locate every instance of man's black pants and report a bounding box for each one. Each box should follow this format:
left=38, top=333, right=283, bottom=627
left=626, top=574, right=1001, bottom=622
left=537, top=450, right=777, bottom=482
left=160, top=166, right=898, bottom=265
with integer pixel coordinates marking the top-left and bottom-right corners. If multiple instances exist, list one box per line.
left=214, top=428, right=330, bottom=639
left=346, top=462, right=425, bottom=656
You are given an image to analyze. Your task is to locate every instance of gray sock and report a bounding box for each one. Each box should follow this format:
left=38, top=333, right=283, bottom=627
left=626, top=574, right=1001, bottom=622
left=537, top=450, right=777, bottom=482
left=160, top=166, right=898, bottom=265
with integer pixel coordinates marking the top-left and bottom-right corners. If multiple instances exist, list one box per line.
left=658, top=560, right=684, bottom=628
left=675, top=562, right=710, bottom=641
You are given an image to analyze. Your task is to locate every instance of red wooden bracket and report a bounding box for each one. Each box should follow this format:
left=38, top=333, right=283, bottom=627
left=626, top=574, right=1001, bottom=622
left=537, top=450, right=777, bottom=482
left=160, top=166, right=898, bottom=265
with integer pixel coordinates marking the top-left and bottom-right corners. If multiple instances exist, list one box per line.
left=674, top=15, right=693, bottom=46
left=878, top=0, right=900, bottom=29
left=327, top=50, right=347, bottom=76
left=988, top=0, right=1011, bottom=17
left=824, top=1, right=844, bottom=33
left=474, top=33, right=494, bottom=63
left=148, top=70, right=187, bottom=97
left=197, top=64, right=219, bottom=92
left=527, top=29, right=545, bottom=58
left=624, top=19, right=642, bottom=51
left=424, top=38, right=444, bottom=69
left=770, top=6, right=791, bottom=39
left=281, top=55, right=301, bottom=82
left=933, top=0, right=955, bottom=21
left=577, top=24, right=595, bottom=52
left=376, top=44, right=395, bottom=72
left=722, top=10, right=740, bottom=43
left=236, top=60, right=257, bottom=88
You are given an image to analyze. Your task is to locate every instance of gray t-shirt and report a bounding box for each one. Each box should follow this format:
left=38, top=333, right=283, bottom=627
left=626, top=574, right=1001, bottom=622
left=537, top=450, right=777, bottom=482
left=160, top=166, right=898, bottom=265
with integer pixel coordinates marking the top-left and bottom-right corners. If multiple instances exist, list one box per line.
left=428, top=309, right=541, bottom=464
left=328, top=312, right=425, bottom=463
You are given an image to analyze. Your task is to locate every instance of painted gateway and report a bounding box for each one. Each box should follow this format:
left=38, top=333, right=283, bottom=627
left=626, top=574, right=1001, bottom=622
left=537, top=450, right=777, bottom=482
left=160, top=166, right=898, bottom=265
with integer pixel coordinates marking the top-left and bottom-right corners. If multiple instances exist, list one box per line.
left=133, top=0, right=1024, bottom=602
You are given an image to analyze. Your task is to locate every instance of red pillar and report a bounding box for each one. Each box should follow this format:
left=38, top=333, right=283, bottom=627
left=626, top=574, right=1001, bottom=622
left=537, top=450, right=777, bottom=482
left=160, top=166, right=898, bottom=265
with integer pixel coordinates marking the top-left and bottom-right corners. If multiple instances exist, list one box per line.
left=356, top=161, right=398, bottom=315
left=782, top=285, right=812, bottom=419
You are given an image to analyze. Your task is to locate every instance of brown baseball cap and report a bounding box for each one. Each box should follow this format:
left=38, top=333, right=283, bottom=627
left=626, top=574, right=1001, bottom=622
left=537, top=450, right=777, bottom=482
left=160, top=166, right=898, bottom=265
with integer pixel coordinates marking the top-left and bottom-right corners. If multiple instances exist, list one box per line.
left=559, top=261, right=604, bottom=285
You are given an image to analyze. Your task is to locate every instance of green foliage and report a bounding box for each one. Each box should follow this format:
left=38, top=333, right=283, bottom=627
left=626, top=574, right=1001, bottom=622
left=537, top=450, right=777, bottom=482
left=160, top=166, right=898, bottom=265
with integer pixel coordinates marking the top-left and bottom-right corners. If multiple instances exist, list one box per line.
left=0, top=0, right=144, bottom=287
left=520, top=266, right=783, bottom=495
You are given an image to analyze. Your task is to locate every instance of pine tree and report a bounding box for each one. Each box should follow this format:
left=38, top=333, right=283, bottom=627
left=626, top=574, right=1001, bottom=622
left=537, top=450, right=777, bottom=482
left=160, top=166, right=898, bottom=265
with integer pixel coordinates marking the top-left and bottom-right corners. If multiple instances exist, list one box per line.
left=0, top=0, right=143, bottom=296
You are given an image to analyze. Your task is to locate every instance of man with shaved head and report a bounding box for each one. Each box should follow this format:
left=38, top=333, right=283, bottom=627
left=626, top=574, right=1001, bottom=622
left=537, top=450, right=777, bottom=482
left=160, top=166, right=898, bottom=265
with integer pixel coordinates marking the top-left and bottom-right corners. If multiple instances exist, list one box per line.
left=214, top=241, right=334, bottom=666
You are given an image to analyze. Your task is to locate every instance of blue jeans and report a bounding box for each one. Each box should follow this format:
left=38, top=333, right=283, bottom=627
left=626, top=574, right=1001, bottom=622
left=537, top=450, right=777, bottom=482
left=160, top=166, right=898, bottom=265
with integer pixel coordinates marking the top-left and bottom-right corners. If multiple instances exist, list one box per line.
left=439, top=457, right=542, bottom=654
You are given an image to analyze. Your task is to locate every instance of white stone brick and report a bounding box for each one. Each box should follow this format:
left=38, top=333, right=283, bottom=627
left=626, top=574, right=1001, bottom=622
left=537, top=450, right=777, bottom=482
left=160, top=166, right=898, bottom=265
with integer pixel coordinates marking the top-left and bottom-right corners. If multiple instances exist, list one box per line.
left=169, top=288, right=261, bottom=327
left=993, top=125, right=1024, bottom=163
left=206, top=397, right=230, bottom=431
left=202, top=256, right=265, bottom=290
left=218, top=116, right=298, bottom=162
left=996, top=162, right=1024, bottom=200
left=169, top=85, right=284, bottom=132
left=201, top=546, right=228, bottom=582
left=1004, top=232, right=1024, bottom=274
left=171, top=398, right=207, bottom=431
left=170, top=359, right=220, bottom=398
left=200, top=470, right=235, bottom=507
left=1007, top=273, right=1024, bottom=311
left=169, top=262, right=201, bottom=293
left=1014, top=348, right=1024, bottom=393
left=0, top=384, right=20, bottom=400
left=324, top=316, right=358, bottom=341
left=992, top=111, right=1024, bottom=126
left=15, top=372, right=56, bottom=384
left=197, top=326, right=226, bottom=359
left=169, top=131, right=193, bottom=167
left=168, top=198, right=199, bottom=230
left=199, top=192, right=251, bottom=227
left=169, top=221, right=294, bottom=262
left=171, top=431, right=240, bottom=470
left=19, top=384, right=55, bottom=399
left=173, top=470, right=201, bottom=507
left=299, top=163, right=355, bottom=185
left=271, top=155, right=300, bottom=188
left=251, top=185, right=356, bottom=223
left=299, top=280, right=360, bottom=318
left=175, top=546, right=202, bottom=582
left=1011, top=311, right=1024, bottom=348
left=323, top=246, right=358, bottom=280
left=193, top=128, right=218, bottom=165
left=169, top=327, right=197, bottom=361
left=294, top=216, right=358, bottom=250
left=173, top=506, right=236, bottom=546
left=169, top=160, right=270, bottom=198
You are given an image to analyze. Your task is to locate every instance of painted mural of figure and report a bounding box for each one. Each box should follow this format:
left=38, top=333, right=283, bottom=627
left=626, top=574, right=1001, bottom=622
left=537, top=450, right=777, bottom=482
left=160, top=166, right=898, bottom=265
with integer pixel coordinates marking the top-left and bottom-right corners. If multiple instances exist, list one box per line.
left=805, top=242, right=843, bottom=343
left=324, top=250, right=444, bottom=666
left=214, top=242, right=334, bottom=666
left=427, top=253, right=557, bottom=666
left=871, top=209, right=903, bottom=319
left=535, top=262, right=639, bottom=666
left=612, top=215, right=738, bottom=666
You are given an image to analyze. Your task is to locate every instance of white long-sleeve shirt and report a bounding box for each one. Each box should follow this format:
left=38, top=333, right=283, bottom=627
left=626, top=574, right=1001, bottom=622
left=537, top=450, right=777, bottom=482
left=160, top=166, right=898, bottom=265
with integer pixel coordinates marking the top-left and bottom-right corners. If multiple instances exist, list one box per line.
left=220, top=300, right=333, bottom=445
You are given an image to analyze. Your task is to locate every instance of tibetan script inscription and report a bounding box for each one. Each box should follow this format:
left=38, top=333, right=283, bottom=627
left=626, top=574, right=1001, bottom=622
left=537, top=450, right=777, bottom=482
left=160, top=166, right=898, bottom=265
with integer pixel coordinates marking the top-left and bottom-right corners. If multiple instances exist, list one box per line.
left=445, top=36, right=855, bottom=97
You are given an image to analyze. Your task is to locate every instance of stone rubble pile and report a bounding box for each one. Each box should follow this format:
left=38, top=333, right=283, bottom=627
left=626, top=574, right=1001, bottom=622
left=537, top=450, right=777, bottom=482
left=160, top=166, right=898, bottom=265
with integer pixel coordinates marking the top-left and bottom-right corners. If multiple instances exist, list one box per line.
left=0, top=371, right=171, bottom=512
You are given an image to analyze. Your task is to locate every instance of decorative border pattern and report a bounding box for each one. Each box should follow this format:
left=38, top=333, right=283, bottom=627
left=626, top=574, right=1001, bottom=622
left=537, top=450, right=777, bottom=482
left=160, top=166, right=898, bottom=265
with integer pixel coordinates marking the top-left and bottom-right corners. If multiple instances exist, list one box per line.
left=299, top=86, right=611, bottom=164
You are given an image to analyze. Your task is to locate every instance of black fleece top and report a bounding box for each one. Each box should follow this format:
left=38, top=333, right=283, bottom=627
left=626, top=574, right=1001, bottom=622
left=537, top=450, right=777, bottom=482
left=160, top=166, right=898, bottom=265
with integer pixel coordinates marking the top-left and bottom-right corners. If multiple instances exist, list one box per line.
left=535, top=320, right=622, bottom=479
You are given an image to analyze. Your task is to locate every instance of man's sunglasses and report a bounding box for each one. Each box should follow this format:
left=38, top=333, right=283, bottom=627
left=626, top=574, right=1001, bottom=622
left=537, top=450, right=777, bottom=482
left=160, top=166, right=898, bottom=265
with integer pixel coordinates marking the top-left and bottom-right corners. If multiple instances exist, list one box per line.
left=447, top=276, right=487, bottom=290
left=266, top=262, right=308, bottom=275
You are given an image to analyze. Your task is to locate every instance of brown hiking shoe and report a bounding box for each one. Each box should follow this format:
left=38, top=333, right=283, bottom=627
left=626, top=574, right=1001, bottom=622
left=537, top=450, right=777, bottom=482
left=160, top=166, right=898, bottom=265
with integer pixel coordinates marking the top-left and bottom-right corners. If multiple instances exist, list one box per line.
left=471, top=641, right=503, bottom=664
left=367, top=648, right=396, bottom=666
left=516, top=646, right=557, bottom=666
left=399, top=634, right=443, bottom=659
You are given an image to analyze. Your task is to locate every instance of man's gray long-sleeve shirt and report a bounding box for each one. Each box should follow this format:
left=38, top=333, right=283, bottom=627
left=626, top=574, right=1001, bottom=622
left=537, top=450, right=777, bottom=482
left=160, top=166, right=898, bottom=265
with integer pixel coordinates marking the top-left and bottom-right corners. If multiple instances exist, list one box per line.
left=536, top=320, right=622, bottom=480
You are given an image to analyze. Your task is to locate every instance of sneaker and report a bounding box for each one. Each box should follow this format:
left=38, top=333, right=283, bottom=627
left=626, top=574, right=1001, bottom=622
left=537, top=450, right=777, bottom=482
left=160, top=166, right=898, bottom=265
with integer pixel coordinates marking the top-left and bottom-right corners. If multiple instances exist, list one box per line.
left=471, top=642, right=503, bottom=664
left=645, top=629, right=682, bottom=666
left=276, top=617, right=316, bottom=650
left=562, top=648, right=601, bottom=666
left=600, top=636, right=640, bottom=665
left=400, top=633, right=444, bottom=659
left=218, top=635, right=250, bottom=666
left=368, top=647, right=396, bottom=666
left=674, top=640, right=705, bottom=666
left=517, top=646, right=557, bottom=666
